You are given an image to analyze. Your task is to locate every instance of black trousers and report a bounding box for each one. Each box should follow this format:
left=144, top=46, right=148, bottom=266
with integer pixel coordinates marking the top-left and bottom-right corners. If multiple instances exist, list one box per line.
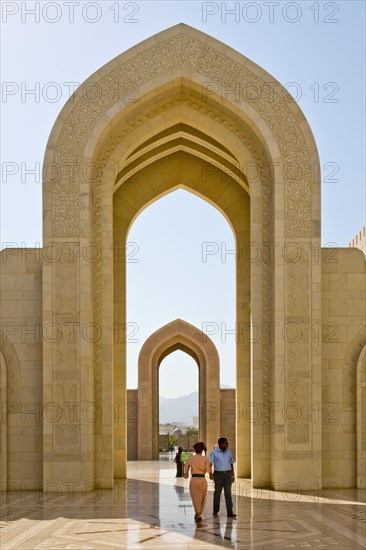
left=213, top=471, right=233, bottom=515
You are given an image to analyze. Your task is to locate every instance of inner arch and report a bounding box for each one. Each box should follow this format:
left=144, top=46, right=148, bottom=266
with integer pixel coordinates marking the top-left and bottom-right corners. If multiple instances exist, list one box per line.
left=158, top=344, right=200, bottom=367
left=125, top=187, right=237, bottom=394
left=127, top=123, right=237, bottom=161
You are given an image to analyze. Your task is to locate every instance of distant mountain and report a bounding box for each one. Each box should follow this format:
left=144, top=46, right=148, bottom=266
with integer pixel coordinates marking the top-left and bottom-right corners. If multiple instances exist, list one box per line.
left=159, top=385, right=233, bottom=424
left=159, top=391, right=198, bottom=424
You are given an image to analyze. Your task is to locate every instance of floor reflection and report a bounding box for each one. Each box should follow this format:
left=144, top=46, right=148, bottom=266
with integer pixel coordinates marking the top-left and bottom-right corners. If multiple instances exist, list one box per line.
left=0, top=461, right=365, bottom=548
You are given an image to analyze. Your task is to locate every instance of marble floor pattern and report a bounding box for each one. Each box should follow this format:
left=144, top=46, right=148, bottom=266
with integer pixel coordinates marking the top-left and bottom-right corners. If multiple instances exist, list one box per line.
left=1, top=460, right=365, bottom=549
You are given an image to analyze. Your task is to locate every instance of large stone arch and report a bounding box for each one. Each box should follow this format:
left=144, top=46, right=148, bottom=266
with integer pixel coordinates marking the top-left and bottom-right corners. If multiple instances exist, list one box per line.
left=137, top=319, right=220, bottom=459
left=43, top=24, right=321, bottom=490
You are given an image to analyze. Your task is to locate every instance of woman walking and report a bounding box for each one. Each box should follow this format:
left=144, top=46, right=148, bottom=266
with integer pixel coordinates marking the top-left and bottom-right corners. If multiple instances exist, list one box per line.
left=184, top=442, right=212, bottom=522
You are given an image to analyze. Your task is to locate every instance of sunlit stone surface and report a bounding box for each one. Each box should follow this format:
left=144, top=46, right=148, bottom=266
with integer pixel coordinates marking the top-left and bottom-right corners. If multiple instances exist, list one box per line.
left=0, top=24, right=365, bottom=502
left=1, top=460, right=365, bottom=549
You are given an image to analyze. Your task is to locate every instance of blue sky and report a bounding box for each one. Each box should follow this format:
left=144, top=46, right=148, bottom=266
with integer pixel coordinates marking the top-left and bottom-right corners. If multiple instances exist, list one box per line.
left=1, top=1, right=365, bottom=397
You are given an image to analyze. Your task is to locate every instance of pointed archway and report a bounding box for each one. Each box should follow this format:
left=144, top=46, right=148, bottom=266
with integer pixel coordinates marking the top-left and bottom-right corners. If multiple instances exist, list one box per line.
left=137, top=319, right=220, bottom=459
left=43, top=24, right=321, bottom=490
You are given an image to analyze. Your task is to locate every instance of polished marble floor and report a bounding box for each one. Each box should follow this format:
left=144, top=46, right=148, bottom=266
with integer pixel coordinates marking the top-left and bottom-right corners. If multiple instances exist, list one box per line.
left=1, top=459, right=365, bottom=549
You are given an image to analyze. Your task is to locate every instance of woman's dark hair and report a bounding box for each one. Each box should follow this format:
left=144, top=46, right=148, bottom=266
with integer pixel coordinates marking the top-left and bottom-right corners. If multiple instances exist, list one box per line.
left=193, top=442, right=205, bottom=453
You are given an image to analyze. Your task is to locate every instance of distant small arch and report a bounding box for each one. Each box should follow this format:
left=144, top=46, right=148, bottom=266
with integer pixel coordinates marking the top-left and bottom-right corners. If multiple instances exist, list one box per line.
left=138, top=319, right=220, bottom=459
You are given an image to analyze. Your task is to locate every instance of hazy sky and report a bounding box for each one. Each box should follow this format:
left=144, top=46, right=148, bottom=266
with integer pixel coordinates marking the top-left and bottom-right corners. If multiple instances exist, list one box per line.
left=1, top=1, right=365, bottom=398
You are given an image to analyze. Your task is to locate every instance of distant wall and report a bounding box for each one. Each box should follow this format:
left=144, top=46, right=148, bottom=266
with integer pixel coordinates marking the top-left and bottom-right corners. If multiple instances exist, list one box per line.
left=159, top=434, right=169, bottom=450
left=321, top=247, right=366, bottom=487
left=348, top=225, right=366, bottom=255
left=170, top=434, right=198, bottom=451
left=127, top=387, right=237, bottom=460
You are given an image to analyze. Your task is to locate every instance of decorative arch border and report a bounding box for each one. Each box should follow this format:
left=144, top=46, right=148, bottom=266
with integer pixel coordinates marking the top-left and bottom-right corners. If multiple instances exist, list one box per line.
left=44, top=24, right=319, bottom=240
left=43, top=24, right=321, bottom=489
left=137, top=319, right=220, bottom=459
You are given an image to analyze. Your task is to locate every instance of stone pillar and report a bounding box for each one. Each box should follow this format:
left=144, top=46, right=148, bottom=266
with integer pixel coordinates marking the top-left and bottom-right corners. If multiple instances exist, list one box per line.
left=220, top=389, right=236, bottom=458
left=270, top=155, right=322, bottom=490
left=42, top=157, right=95, bottom=491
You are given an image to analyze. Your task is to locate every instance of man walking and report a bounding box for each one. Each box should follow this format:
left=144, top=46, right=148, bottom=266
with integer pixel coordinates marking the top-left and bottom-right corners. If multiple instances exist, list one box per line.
left=209, top=437, right=237, bottom=518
